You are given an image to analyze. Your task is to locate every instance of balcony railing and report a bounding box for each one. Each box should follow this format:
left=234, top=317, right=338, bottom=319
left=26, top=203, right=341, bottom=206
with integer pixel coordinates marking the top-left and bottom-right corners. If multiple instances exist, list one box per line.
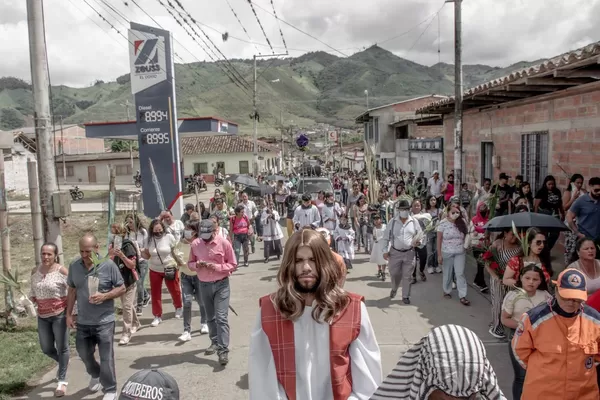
left=408, top=137, right=443, bottom=152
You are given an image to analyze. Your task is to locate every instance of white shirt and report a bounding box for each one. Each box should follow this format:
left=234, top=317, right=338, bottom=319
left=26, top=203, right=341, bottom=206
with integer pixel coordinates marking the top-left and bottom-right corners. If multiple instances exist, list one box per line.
left=427, top=177, right=443, bottom=196
left=241, top=200, right=258, bottom=220
left=293, top=205, right=321, bottom=231
left=380, top=215, right=423, bottom=252
left=248, top=302, right=382, bottom=400
left=167, top=220, right=185, bottom=244
left=147, top=233, right=177, bottom=272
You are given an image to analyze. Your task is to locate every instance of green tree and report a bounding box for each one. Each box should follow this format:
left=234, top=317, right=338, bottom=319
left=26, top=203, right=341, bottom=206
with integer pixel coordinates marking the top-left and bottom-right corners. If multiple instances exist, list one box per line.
left=110, top=139, right=138, bottom=152
left=0, top=108, right=24, bottom=130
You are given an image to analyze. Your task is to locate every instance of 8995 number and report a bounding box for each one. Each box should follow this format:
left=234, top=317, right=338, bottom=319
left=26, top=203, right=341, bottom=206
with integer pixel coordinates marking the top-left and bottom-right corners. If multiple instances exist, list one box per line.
left=144, top=132, right=170, bottom=145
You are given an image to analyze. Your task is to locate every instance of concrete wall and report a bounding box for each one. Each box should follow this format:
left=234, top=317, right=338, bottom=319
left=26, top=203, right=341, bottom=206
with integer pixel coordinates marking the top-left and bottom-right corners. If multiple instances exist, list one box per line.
left=410, top=152, right=443, bottom=177
left=58, top=159, right=140, bottom=185
left=182, top=152, right=280, bottom=177
left=442, top=82, right=600, bottom=189
left=6, top=153, right=32, bottom=194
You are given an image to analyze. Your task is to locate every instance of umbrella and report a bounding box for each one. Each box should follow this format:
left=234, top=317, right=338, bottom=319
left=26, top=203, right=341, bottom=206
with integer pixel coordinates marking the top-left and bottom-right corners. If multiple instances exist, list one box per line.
left=484, top=212, right=570, bottom=232
left=233, top=174, right=259, bottom=187
left=243, top=184, right=275, bottom=196
left=265, top=175, right=287, bottom=182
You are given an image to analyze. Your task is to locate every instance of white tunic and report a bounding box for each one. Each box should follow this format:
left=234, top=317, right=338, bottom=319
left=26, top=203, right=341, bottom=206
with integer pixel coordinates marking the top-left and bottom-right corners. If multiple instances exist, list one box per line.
left=261, top=209, right=284, bottom=241
left=248, top=302, right=382, bottom=400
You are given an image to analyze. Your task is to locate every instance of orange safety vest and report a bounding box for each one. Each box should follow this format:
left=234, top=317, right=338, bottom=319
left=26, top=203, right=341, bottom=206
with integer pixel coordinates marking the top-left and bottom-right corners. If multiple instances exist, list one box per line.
left=259, top=292, right=364, bottom=400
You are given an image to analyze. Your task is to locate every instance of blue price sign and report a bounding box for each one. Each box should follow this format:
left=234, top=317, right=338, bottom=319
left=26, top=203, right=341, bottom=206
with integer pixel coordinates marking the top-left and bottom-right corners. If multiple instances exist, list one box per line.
left=129, top=23, right=183, bottom=219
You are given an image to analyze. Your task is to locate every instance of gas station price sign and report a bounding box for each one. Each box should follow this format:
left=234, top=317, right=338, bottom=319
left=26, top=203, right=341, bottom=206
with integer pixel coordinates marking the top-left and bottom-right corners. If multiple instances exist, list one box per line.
left=137, top=96, right=173, bottom=146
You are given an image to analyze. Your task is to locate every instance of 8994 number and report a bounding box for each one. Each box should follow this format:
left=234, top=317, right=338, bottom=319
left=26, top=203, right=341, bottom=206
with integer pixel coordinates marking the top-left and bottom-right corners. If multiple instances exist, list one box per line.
left=144, top=132, right=170, bottom=145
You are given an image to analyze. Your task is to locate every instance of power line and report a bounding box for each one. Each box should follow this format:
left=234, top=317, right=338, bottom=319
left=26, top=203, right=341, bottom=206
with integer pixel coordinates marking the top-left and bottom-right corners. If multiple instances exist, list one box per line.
left=169, top=0, right=253, bottom=89
left=268, top=0, right=288, bottom=53
left=376, top=5, right=444, bottom=46
left=248, top=0, right=349, bottom=57
left=224, top=0, right=261, bottom=55
left=246, top=0, right=274, bottom=53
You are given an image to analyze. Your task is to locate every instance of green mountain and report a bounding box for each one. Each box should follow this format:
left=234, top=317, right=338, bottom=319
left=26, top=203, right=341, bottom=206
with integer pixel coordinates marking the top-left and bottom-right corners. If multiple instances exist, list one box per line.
left=0, top=46, right=545, bottom=134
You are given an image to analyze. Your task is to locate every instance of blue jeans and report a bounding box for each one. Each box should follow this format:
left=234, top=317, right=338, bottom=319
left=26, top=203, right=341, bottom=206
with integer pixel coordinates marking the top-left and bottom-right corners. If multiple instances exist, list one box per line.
left=181, top=273, right=207, bottom=332
left=38, top=311, right=70, bottom=381
left=233, top=233, right=249, bottom=264
left=76, top=322, right=117, bottom=394
left=136, top=259, right=149, bottom=307
left=509, top=339, right=525, bottom=400
left=199, top=278, right=230, bottom=355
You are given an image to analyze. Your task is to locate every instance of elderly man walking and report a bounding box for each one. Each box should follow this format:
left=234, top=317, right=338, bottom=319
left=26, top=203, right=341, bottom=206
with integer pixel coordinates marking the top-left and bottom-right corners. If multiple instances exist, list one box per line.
left=381, top=199, right=424, bottom=305
left=66, top=234, right=125, bottom=400
left=188, top=219, right=237, bottom=366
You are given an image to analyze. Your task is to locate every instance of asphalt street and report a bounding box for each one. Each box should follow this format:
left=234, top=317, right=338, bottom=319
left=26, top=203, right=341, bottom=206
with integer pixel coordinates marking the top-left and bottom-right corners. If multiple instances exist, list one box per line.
left=18, top=238, right=513, bottom=400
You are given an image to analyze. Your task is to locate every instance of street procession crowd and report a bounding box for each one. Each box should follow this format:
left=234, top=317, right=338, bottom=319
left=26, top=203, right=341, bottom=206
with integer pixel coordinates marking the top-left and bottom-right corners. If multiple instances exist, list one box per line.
left=25, top=165, right=600, bottom=400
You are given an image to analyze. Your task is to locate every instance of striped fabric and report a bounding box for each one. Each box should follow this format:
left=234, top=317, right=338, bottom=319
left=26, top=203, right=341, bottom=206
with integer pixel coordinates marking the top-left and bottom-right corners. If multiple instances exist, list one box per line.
left=371, top=325, right=507, bottom=400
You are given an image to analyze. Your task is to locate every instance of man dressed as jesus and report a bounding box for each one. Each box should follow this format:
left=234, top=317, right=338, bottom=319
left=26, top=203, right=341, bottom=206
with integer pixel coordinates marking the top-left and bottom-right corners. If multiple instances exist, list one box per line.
left=248, top=228, right=382, bottom=400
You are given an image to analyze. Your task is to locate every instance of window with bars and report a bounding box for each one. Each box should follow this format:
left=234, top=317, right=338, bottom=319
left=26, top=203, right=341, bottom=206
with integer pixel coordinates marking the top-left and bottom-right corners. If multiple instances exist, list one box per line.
left=520, top=131, right=549, bottom=192
left=239, top=160, right=249, bottom=174
left=481, top=142, right=494, bottom=182
left=374, top=117, right=379, bottom=143
left=193, top=162, right=208, bottom=174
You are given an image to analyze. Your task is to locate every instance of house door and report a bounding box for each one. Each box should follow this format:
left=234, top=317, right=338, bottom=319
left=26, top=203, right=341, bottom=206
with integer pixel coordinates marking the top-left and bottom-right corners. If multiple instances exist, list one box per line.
left=481, top=142, right=494, bottom=183
left=216, top=161, right=225, bottom=174
left=88, top=166, right=97, bottom=183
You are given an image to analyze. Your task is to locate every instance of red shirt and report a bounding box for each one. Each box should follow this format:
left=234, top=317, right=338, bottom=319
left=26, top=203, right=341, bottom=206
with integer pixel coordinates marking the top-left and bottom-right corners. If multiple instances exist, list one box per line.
left=506, top=256, right=551, bottom=282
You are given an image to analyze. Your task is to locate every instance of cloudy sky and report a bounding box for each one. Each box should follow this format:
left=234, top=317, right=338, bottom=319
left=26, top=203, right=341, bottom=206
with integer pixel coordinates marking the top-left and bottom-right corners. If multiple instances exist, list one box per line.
left=1, top=0, right=598, bottom=87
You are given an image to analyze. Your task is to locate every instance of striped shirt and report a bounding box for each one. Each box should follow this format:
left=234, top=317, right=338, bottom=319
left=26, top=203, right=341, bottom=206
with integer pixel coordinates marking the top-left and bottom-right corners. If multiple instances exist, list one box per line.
left=371, top=324, right=507, bottom=400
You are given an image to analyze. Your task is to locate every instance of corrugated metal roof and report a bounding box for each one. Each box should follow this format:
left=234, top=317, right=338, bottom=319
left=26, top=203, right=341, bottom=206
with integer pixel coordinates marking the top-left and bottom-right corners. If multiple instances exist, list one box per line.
left=417, top=41, right=600, bottom=113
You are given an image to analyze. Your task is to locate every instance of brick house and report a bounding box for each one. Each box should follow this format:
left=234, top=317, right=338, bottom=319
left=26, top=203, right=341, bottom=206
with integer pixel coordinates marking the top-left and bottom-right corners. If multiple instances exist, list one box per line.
left=416, top=41, right=600, bottom=192
left=355, top=95, right=446, bottom=173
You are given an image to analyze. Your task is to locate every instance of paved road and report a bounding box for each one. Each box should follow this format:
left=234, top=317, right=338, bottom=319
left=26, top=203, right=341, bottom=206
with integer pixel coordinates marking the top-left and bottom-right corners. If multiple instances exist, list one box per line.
left=18, top=239, right=513, bottom=399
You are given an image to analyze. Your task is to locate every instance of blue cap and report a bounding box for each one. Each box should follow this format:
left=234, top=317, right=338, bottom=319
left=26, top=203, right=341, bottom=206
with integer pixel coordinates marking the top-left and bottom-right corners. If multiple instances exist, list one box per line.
left=555, top=268, right=587, bottom=301
left=119, top=369, right=179, bottom=400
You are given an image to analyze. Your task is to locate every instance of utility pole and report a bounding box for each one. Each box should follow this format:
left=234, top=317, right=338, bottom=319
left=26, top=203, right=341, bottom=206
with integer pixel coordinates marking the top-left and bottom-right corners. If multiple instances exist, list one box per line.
left=279, top=109, right=284, bottom=173
left=252, top=53, right=288, bottom=177
left=26, top=0, right=64, bottom=264
left=60, top=116, right=66, bottom=184
left=27, top=159, right=43, bottom=270
left=448, top=0, right=463, bottom=189
left=121, top=100, right=135, bottom=172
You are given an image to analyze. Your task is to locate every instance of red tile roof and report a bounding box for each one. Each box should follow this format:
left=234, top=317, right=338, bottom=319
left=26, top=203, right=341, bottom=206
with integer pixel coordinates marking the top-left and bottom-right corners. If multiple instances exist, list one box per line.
left=417, top=41, right=600, bottom=113
left=181, top=135, right=278, bottom=155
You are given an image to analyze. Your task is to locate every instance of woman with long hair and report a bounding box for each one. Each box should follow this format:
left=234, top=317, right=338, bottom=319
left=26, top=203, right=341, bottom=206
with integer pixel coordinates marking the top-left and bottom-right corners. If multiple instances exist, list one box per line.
left=436, top=203, right=470, bottom=306
left=410, top=199, right=428, bottom=283
left=486, top=228, right=528, bottom=339
left=563, top=173, right=586, bottom=264
left=503, top=228, right=553, bottom=287
left=353, top=195, right=371, bottom=253
left=424, top=195, right=441, bottom=274
left=141, top=219, right=184, bottom=327
left=124, top=213, right=149, bottom=314
left=249, top=229, right=382, bottom=399
left=568, top=237, right=600, bottom=294
left=29, top=243, right=69, bottom=397
left=517, top=181, right=534, bottom=210
left=534, top=175, right=565, bottom=251
left=501, top=264, right=550, bottom=400
left=470, top=202, right=490, bottom=292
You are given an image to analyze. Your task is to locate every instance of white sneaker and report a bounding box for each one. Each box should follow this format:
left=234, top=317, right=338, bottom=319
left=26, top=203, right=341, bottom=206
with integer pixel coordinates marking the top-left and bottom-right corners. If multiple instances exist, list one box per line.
left=200, top=324, right=209, bottom=334
left=452, top=282, right=457, bottom=289
left=151, top=317, right=162, bottom=327
left=435, top=267, right=442, bottom=273
left=178, top=331, right=192, bottom=342
left=427, top=267, right=434, bottom=274
left=88, top=377, right=101, bottom=392
left=175, top=308, right=183, bottom=319
left=102, top=393, right=117, bottom=400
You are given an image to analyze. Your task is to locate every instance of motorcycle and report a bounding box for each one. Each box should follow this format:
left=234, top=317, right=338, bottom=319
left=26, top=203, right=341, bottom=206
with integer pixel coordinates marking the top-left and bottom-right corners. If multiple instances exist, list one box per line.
left=133, top=175, right=142, bottom=188
left=196, top=175, right=207, bottom=191
left=70, top=186, right=84, bottom=201
left=214, top=177, right=223, bottom=187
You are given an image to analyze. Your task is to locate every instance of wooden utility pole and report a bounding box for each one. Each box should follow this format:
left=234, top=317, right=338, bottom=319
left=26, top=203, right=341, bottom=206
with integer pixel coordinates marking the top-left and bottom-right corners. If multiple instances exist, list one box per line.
left=27, top=159, right=43, bottom=269
left=27, top=0, right=63, bottom=264
left=448, top=0, right=463, bottom=188
left=60, top=116, right=66, bottom=184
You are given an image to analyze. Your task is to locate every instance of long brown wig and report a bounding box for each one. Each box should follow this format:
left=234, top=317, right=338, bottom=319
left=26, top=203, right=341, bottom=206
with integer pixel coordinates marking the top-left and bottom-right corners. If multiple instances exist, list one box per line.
left=272, top=229, right=350, bottom=323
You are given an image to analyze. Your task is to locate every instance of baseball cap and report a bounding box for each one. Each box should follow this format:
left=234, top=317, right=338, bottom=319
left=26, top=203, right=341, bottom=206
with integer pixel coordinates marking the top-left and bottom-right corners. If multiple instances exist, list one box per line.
left=198, top=219, right=216, bottom=240
left=119, top=369, right=179, bottom=400
left=553, top=268, right=587, bottom=301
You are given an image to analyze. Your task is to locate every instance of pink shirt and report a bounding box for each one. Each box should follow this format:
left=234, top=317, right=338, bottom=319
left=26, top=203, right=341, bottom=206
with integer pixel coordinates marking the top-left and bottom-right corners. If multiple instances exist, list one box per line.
left=187, top=235, right=237, bottom=282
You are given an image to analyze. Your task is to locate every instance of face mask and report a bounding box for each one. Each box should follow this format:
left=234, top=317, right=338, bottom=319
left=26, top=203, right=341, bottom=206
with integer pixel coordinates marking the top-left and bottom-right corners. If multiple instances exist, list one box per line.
left=449, top=213, right=459, bottom=221
left=153, top=231, right=164, bottom=238
left=399, top=210, right=409, bottom=218
left=184, top=230, right=193, bottom=240
left=201, top=236, right=213, bottom=243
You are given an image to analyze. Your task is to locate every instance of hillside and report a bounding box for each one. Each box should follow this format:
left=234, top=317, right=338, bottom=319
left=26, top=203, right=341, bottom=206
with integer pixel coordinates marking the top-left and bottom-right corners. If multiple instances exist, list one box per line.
left=0, top=46, right=547, bottom=134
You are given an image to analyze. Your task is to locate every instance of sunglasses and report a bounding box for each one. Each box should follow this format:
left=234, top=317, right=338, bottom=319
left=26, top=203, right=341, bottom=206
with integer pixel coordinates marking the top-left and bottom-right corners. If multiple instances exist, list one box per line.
left=534, top=240, right=546, bottom=246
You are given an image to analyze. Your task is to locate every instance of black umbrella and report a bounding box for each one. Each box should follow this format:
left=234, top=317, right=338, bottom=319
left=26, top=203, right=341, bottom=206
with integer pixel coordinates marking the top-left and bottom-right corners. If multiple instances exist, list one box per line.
left=243, top=184, right=275, bottom=196
left=265, top=175, right=287, bottom=181
left=233, top=174, right=259, bottom=187
left=485, top=212, right=570, bottom=232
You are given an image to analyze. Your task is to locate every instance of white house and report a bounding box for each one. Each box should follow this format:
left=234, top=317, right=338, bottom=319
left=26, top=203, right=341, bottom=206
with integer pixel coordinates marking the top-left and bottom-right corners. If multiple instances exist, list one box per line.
left=181, top=135, right=280, bottom=180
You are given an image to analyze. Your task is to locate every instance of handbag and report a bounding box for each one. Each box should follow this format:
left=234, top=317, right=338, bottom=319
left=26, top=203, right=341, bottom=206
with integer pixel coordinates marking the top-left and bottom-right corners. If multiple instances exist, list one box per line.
left=154, top=237, right=178, bottom=281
